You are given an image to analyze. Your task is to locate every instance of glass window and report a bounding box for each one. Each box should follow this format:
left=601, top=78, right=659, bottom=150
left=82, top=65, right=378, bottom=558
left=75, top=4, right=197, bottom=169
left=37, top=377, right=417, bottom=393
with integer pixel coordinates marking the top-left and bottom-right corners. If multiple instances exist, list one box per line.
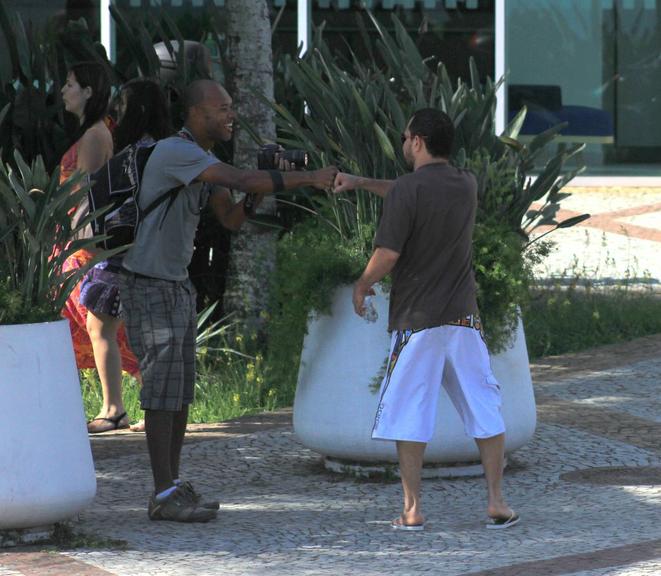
left=271, top=1, right=495, bottom=84
left=506, top=0, right=661, bottom=176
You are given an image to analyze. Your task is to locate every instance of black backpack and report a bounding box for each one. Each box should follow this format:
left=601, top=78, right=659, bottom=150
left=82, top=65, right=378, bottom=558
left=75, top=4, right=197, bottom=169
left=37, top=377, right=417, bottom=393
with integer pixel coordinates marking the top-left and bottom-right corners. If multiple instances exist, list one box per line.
left=78, top=142, right=183, bottom=250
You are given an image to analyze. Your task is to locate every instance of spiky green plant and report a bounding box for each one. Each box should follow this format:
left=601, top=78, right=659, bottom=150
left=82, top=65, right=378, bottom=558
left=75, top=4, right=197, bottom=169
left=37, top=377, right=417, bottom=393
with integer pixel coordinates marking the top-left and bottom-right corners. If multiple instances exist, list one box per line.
left=0, top=151, right=120, bottom=324
left=265, top=14, right=588, bottom=355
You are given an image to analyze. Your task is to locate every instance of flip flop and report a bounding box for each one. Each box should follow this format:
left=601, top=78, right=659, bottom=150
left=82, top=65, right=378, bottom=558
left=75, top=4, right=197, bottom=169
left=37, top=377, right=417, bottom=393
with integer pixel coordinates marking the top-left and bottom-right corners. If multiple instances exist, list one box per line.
left=486, top=511, right=520, bottom=530
left=391, top=517, right=425, bottom=532
left=87, top=412, right=129, bottom=434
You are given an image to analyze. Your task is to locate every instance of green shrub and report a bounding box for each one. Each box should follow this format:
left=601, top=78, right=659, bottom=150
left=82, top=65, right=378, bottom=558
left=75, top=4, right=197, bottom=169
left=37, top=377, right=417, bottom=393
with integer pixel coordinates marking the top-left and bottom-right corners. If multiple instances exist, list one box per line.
left=0, top=153, right=120, bottom=324
left=524, top=283, right=661, bottom=358
left=265, top=220, right=368, bottom=403
left=259, top=14, right=587, bottom=396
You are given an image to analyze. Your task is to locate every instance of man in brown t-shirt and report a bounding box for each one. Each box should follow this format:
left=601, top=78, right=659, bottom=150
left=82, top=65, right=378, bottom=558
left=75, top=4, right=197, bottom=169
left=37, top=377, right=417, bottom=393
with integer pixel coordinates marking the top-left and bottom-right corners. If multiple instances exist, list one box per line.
left=334, top=108, right=519, bottom=531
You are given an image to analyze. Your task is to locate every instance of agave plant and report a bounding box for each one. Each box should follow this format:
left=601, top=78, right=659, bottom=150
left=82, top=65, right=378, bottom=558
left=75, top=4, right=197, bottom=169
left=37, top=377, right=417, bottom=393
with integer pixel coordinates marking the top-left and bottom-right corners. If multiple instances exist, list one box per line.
left=0, top=151, right=120, bottom=325
left=265, top=14, right=589, bottom=352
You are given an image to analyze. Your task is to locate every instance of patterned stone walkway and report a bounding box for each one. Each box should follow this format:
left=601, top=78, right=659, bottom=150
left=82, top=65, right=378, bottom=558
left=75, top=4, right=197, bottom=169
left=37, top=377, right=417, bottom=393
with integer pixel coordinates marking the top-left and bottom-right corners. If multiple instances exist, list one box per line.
left=1, top=333, right=660, bottom=576
left=2, top=187, right=659, bottom=575
left=531, top=187, right=661, bottom=284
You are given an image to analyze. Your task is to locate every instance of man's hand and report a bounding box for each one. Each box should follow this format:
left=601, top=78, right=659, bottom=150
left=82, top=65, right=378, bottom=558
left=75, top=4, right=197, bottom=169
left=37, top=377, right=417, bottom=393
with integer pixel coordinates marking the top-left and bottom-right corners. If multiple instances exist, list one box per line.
left=333, top=172, right=360, bottom=194
left=275, top=147, right=294, bottom=172
left=352, top=281, right=375, bottom=317
left=310, top=166, right=339, bottom=191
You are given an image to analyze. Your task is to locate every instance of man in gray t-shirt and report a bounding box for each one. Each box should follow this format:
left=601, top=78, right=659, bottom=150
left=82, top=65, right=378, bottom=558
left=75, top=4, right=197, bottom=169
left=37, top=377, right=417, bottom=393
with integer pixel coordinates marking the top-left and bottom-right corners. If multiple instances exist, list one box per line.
left=334, top=109, right=519, bottom=532
left=121, top=79, right=337, bottom=523
left=123, top=133, right=218, bottom=281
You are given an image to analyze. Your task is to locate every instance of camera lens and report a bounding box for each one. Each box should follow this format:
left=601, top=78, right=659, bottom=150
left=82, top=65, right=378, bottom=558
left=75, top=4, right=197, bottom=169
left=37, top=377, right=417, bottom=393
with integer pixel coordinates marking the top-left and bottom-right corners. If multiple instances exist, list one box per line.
left=283, top=150, right=308, bottom=169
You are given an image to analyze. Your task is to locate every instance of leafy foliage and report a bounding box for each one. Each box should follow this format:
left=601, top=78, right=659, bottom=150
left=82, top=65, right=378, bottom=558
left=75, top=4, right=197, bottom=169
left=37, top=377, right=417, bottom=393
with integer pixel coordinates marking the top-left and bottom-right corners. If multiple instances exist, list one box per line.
left=266, top=220, right=368, bottom=403
left=265, top=14, right=586, bottom=361
left=525, top=282, right=661, bottom=359
left=0, top=151, right=119, bottom=324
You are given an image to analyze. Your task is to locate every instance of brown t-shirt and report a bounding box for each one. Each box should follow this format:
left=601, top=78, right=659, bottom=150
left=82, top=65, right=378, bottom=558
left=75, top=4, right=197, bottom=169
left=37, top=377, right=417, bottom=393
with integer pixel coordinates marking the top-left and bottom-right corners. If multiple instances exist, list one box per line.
left=374, top=162, right=479, bottom=332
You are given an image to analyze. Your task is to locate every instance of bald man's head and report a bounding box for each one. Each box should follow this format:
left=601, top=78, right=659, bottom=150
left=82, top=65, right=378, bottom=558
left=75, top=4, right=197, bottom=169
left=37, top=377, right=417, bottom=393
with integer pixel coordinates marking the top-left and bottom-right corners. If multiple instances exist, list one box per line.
left=182, top=80, right=235, bottom=146
left=182, top=79, right=229, bottom=121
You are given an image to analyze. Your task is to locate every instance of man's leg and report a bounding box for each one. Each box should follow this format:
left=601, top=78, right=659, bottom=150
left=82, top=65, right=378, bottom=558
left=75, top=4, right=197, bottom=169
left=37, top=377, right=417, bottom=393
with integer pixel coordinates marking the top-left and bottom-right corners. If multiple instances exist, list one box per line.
left=144, top=409, right=175, bottom=494
left=169, top=404, right=189, bottom=481
left=475, top=433, right=514, bottom=519
left=396, top=440, right=427, bottom=526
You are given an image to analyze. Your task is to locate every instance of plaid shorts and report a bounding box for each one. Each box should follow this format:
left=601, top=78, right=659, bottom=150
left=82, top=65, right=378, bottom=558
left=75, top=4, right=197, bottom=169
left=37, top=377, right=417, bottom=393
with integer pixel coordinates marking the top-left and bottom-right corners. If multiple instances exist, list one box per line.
left=120, top=273, right=197, bottom=411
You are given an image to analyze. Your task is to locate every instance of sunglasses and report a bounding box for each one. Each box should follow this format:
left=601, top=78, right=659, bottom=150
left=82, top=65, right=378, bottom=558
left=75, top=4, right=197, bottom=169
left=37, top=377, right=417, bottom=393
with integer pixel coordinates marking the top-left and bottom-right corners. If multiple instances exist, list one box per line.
left=400, top=133, right=409, bottom=144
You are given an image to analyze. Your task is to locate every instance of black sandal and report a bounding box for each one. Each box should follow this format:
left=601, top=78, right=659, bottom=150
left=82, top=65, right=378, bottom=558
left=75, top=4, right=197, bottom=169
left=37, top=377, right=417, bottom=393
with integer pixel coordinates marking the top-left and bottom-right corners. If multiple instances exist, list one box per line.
left=87, top=412, right=129, bottom=434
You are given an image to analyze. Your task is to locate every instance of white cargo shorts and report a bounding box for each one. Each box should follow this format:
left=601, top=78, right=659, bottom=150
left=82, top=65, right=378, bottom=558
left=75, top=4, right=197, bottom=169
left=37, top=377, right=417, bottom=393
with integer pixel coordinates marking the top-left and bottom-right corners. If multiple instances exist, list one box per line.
left=372, top=320, right=506, bottom=443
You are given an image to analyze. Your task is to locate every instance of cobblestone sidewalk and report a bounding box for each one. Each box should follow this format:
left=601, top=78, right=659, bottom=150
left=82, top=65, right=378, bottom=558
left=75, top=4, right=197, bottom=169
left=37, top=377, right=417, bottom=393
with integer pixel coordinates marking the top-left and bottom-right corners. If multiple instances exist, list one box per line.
left=531, top=186, right=661, bottom=285
left=1, top=334, right=659, bottom=576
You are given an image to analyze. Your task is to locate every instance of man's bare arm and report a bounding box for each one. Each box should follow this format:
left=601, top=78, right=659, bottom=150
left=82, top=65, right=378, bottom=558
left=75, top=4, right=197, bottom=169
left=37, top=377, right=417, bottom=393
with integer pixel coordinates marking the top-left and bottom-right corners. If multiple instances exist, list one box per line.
left=353, top=247, right=400, bottom=316
left=333, top=172, right=394, bottom=198
left=208, top=187, right=263, bottom=231
left=198, top=162, right=336, bottom=194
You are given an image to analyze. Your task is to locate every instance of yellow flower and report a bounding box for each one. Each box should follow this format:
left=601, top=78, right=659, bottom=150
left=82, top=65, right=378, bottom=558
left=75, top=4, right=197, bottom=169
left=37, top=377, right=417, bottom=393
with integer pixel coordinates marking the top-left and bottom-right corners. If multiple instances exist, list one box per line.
left=233, top=393, right=240, bottom=404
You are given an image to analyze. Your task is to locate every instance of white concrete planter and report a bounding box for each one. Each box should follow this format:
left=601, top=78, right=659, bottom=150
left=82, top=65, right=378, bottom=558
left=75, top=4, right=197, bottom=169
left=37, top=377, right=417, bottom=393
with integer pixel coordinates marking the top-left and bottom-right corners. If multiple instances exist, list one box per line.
left=293, top=285, right=536, bottom=469
left=0, top=319, right=96, bottom=530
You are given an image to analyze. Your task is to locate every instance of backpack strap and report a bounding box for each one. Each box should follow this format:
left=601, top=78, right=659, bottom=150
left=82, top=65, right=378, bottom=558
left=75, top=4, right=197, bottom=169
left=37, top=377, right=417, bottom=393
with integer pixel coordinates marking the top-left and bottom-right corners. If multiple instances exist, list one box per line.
left=134, top=184, right=184, bottom=238
left=140, top=185, right=184, bottom=220
left=135, top=129, right=204, bottom=233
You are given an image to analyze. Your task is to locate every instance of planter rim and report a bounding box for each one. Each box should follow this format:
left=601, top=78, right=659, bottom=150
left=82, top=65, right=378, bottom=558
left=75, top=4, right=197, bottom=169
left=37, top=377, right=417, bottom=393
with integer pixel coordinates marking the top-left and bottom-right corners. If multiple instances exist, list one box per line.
left=0, top=317, right=67, bottom=329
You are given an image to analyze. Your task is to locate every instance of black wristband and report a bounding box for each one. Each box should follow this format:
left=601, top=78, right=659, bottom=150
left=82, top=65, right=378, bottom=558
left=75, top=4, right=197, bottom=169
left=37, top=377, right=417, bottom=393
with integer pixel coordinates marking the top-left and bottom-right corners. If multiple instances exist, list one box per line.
left=267, top=169, right=285, bottom=193
left=243, top=192, right=257, bottom=216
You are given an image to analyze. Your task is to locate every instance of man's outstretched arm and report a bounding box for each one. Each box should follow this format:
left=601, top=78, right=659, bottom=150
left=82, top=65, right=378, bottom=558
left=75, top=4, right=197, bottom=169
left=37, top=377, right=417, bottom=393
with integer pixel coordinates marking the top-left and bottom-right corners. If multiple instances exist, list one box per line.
left=333, top=172, right=394, bottom=198
left=198, top=162, right=337, bottom=195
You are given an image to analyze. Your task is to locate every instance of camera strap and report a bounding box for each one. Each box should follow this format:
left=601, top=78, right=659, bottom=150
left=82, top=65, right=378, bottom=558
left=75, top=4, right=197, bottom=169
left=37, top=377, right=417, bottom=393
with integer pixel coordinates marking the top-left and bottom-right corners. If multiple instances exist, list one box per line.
left=267, top=169, right=285, bottom=193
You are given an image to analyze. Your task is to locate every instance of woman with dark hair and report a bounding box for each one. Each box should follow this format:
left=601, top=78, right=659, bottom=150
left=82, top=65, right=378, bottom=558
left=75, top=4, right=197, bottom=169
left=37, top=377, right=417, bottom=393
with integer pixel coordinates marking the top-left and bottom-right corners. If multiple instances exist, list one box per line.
left=113, top=78, right=172, bottom=152
left=59, top=61, right=140, bottom=433
left=78, top=78, right=172, bottom=433
left=60, top=61, right=113, bottom=183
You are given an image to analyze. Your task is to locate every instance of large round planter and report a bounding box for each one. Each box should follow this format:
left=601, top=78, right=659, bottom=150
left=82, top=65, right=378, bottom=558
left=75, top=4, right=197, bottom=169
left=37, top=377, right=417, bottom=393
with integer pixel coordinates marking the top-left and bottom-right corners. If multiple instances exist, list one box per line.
left=293, top=285, right=536, bottom=468
left=0, top=319, right=96, bottom=529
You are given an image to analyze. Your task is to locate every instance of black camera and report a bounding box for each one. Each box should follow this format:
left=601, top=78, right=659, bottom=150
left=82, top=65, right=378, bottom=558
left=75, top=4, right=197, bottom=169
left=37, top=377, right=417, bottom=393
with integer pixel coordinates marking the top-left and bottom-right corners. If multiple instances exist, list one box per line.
left=257, top=143, right=308, bottom=170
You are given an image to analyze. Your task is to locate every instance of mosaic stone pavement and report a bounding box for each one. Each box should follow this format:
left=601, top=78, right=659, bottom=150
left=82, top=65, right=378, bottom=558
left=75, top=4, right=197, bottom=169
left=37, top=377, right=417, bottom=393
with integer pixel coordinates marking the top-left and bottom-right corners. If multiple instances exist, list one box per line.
left=531, top=187, right=661, bottom=285
left=2, top=335, right=660, bottom=576
left=1, top=187, right=659, bottom=575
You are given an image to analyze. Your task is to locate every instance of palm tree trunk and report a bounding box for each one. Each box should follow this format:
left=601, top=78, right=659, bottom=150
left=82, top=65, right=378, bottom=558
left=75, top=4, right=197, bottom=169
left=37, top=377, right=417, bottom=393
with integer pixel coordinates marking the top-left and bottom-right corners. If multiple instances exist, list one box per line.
left=223, top=0, right=276, bottom=326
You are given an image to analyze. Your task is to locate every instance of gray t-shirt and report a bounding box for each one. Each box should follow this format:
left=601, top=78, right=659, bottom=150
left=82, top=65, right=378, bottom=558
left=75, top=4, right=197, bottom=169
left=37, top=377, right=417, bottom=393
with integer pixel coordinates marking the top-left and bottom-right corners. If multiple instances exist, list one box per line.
left=374, top=162, right=479, bottom=332
left=122, top=135, right=220, bottom=281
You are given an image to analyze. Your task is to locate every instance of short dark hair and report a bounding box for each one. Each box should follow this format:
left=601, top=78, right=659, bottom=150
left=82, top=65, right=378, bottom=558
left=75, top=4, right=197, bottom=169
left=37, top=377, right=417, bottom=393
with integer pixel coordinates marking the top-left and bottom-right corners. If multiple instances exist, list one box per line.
left=181, top=79, right=217, bottom=121
left=68, top=61, right=112, bottom=136
left=113, top=78, right=172, bottom=152
left=407, top=108, right=454, bottom=158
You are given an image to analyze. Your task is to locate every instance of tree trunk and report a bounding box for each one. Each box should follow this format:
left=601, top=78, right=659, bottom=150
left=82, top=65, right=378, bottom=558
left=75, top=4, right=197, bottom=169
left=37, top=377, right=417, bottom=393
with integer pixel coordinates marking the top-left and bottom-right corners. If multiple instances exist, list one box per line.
left=223, top=0, right=276, bottom=327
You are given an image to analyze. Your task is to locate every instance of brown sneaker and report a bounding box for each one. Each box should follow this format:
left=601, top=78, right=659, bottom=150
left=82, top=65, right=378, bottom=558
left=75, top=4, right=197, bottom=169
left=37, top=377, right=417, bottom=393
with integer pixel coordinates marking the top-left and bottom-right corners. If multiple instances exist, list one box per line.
left=179, top=481, right=220, bottom=510
left=148, top=487, right=217, bottom=522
